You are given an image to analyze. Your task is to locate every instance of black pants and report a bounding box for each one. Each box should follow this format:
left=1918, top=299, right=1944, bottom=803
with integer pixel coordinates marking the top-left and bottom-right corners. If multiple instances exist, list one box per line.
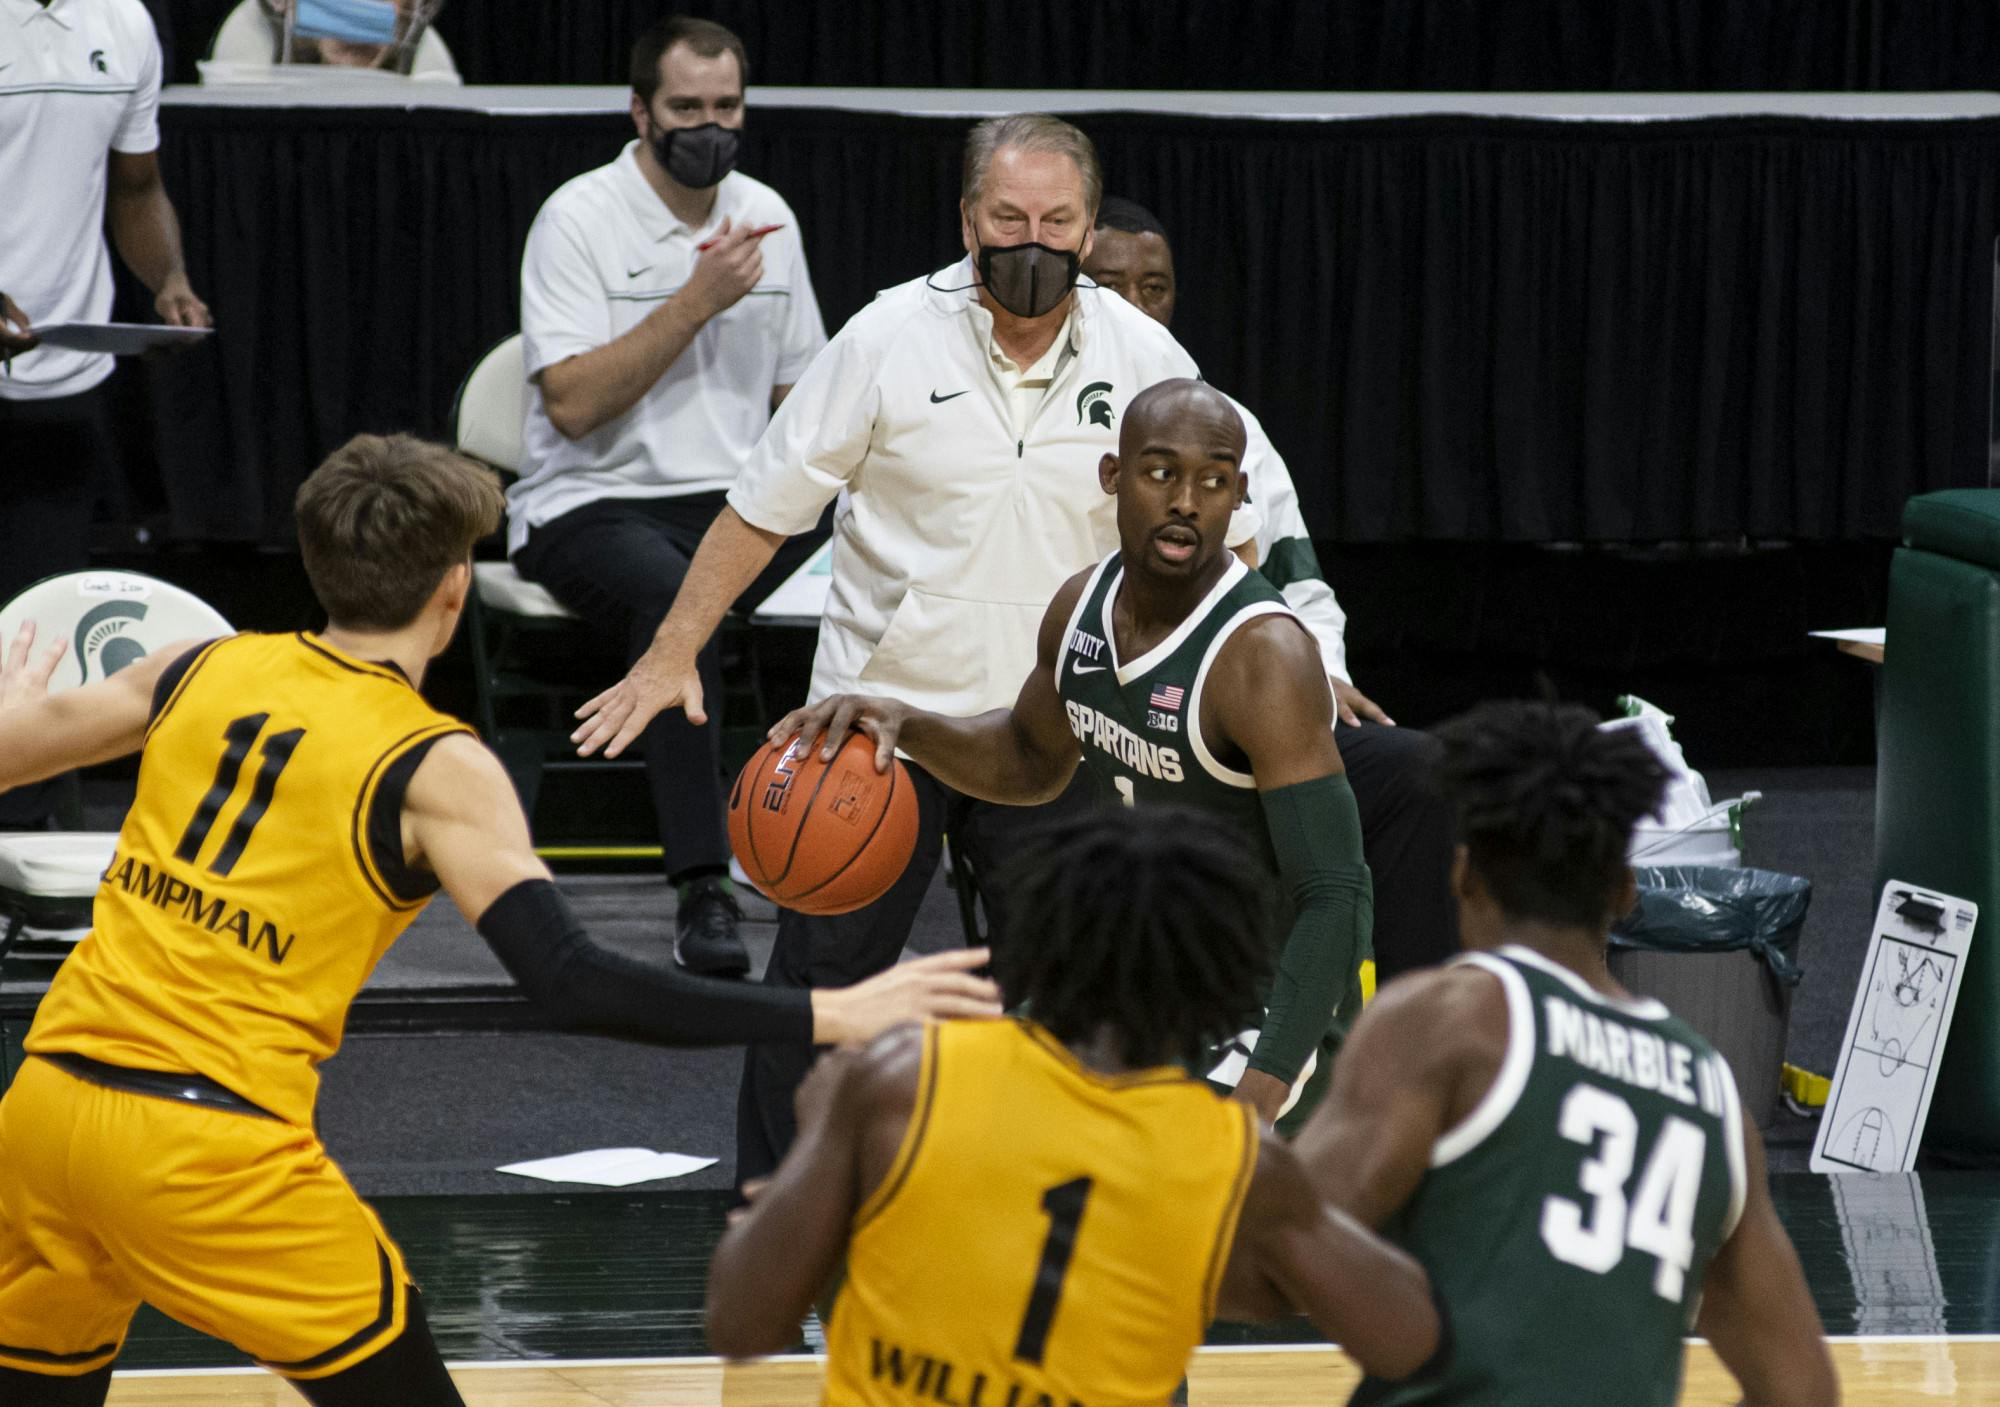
left=513, top=491, right=823, bottom=880
left=1336, top=719, right=1459, bottom=980
left=0, top=1288, right=464, bottom=1406
left=735, top=763, right=1096, bottom=1186
left=0, top=386, right=112, bottom=828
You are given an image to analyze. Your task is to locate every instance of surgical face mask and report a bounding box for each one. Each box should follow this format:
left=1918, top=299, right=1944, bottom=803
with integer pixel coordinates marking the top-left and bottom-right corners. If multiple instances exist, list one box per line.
left=293, top=0, right=401, bottom=46
left=649, top=121, right=741, bottom=189
left=976, top=241, right=1080, bottom=320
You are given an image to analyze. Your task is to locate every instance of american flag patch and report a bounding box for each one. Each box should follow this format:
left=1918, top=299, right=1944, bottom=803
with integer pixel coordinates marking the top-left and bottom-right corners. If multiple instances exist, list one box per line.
left=1149, top=684, right=1186, bottom=712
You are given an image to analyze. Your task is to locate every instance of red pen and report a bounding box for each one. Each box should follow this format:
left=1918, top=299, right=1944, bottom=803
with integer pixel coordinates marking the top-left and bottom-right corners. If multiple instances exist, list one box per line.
left=697, top=223, right=784, bottom=252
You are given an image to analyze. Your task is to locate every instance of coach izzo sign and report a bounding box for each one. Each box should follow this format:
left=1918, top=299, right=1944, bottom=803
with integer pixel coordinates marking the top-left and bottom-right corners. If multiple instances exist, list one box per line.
left=74, top=598, right=153, bottom=685
left=1076, top=381, right=1114, bottom=429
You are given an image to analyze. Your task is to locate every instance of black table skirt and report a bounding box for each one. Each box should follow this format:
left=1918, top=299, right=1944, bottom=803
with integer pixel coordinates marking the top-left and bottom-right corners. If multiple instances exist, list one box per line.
left=156, top=0, right=2000, bottom=92
left=140, top=103, right=2000, bottom=545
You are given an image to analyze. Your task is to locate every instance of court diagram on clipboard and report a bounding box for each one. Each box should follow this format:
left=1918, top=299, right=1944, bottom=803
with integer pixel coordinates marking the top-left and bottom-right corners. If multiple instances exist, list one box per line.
left=1813, top=884, right=1978, bottom=1173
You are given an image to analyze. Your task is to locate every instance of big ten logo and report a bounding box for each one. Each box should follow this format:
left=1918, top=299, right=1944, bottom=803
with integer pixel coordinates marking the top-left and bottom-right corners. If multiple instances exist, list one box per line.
left=825, top=768, right=875, bottom=826
left=761, top=739, right=807, bottom=813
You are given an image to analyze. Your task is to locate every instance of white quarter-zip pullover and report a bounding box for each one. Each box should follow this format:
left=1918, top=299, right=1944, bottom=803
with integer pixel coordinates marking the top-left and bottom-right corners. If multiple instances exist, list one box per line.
left=729, top=258, right=1205, bottom=716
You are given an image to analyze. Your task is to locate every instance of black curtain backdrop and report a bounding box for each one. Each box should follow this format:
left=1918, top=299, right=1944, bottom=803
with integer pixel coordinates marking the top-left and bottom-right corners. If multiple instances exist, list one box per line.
left=146, top=104, right=2000, bottom=546
left=163, top=0, right=2000, bottom=90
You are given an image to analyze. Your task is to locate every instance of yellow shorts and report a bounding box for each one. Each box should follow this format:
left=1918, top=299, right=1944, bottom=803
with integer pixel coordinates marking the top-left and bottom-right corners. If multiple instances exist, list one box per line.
left=0, top=1055, right=413, bottom=1379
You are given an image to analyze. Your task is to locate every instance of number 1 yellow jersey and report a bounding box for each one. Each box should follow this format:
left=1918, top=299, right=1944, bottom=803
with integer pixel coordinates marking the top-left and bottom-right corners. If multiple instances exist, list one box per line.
left=823, top=1019, right=1258, bottom=1407
left=25, top=632, right=472, bottom=1127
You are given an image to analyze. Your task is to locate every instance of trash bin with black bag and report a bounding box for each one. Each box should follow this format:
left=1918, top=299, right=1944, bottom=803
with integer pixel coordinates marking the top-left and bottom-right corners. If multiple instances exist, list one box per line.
left=1608, top=866, right=1810, bottom=1128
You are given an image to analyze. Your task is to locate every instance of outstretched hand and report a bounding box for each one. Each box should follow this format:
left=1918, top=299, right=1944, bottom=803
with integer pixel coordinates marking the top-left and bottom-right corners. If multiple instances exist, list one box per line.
left=0, top=622, right=66, bottom=712
left=815, top=948, right=1001, bottom=1046
left=768, top=693, right=913, bottom=773
left=573, top=648, right=705, bottom=757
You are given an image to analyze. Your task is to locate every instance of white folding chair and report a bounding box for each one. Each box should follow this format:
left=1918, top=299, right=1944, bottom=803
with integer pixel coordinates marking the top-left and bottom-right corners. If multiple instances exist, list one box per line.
left=0, top=572, right=233, bottom=961
left=454, top=332, right=575, bottom=624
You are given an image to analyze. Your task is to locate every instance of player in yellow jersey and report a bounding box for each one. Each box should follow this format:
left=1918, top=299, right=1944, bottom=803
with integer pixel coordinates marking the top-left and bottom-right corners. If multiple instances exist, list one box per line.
left=0, top=434, right=1000, bottom=1407
left=708, top=808, right=1446, bottom=1406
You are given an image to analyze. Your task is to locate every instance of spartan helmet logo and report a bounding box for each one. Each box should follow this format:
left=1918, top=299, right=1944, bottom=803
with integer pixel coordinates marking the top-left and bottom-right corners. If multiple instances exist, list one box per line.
left=89, top=49, right=109, bottom=73
left=1075, top=381, right=1115, bottom=429
left=74, top=601, right=151, bottom=685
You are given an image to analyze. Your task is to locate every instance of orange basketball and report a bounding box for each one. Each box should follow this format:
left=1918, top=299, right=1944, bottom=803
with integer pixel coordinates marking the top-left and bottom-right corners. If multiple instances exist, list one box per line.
left=728, top=730, right=920, bottom=915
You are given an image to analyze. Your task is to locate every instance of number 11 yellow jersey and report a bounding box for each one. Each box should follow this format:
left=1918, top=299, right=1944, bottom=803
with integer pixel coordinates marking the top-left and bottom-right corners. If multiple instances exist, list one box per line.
left=25, top=632, right=471, bottom=1127
left=823, top=1019, right=1257, bottom=1407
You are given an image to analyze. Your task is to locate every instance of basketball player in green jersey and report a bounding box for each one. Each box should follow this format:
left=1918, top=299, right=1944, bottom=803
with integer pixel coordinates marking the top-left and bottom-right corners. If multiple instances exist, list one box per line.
left=1295, top=701, right=1836, bottom=1406
left=767, top=378, right=1368, bottom=1129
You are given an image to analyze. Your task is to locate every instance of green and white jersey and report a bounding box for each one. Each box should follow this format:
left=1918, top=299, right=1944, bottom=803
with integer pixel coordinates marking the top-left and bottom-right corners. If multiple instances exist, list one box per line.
left=1054, top=550, right=1297, bottom=862
left=1354, top=947, right=1748, bottom=1407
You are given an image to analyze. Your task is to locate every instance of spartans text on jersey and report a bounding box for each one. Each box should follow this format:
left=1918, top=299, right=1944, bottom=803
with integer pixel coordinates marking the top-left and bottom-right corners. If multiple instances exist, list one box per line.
left=1063, top=700, right=1183, bottom=782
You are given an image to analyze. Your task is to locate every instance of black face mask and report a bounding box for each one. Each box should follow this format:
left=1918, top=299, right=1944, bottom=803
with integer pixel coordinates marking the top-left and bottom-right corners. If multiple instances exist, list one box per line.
left=976, top=240, right=1080, bottom=319
left=650, top=121, right=740, bottom=189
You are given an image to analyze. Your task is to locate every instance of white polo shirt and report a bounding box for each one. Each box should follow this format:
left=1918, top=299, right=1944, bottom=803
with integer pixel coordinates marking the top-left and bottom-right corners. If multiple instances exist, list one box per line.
left=0, top=0, right=161, bottom=402
left=510, top=143, right=826, bottom=554
left=729, top=260, right=1208, bottom=716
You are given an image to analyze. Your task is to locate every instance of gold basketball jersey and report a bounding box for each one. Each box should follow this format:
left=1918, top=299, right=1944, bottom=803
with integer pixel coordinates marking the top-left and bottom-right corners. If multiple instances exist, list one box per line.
left=824, top=1019, right=1258, bottom=1407
left=26, top=632, right=471, bottom=1127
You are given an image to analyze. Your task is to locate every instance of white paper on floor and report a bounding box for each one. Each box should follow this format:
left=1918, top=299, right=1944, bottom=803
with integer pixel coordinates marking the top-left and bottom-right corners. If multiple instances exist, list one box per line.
left=496, top=1147, right=718, bottom=1187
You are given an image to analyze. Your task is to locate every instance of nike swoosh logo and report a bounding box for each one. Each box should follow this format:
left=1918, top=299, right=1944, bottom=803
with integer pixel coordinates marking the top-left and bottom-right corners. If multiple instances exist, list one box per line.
left=627, top=265, right=651, bottom=279
left=929, top=389, right=970, bottom=404
left=1070, top=663, right=1106, bottom=676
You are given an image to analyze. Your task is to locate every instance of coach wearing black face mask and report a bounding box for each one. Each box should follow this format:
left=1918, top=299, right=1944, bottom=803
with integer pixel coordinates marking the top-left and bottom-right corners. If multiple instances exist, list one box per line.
left=575, top=115, right=1253, bottom=1187
left=511, top=16, right=827, bottom=978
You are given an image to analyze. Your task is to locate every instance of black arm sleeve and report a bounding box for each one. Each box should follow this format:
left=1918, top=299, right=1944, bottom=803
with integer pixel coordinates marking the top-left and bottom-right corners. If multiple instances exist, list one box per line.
left=476, top=878, right=813, bottom=1047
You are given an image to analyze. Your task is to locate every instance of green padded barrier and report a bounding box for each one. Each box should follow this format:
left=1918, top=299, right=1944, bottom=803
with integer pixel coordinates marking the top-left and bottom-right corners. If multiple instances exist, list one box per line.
left=1877, top=489, right=2000, bottom=1158
left=1903, top=490, right=2000, bottom=574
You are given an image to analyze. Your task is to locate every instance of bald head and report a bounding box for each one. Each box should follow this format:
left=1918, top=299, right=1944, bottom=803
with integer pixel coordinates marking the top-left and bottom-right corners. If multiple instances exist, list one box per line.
left=1100, top=379, right=1247, bottom=581
left=1119, top=379, right=1245, bottom=463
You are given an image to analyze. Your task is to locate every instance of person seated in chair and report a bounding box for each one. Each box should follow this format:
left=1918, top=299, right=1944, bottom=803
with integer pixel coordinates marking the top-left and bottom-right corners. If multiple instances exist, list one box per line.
left=248, top=0, right=451, bottom=76
left=509, top=16, right=827, bottom=977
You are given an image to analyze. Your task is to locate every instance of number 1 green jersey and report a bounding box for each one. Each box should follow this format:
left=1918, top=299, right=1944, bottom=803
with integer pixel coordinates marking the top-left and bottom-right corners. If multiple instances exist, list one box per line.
left=1054, top=551, right=1284, bottom=858
left=1053, top=551, right=1365, bottom=1128
left=1354, top=946, right=1747, bottom=1407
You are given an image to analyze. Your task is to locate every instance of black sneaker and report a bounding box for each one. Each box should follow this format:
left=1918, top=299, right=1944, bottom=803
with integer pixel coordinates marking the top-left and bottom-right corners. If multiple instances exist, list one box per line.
left=674, top=876, right=750, bottom=978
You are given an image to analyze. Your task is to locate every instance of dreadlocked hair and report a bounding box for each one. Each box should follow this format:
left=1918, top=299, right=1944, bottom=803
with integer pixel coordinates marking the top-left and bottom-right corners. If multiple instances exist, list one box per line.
left=995, top=806, right=1272, bottom=1072
left=1434, top=701, right=1671, bottom=930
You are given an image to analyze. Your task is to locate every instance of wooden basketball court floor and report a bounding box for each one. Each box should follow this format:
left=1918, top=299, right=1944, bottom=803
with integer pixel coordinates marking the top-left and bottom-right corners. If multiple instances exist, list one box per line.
left=99, top=1341, right=2000, bottom=1406
left=85, top=1172, right=2000, bottom=1404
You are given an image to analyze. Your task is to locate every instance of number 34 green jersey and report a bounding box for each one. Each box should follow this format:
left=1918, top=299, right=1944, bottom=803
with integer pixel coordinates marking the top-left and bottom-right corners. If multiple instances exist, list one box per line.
left=1354, top=946, right=1747, bottom=1407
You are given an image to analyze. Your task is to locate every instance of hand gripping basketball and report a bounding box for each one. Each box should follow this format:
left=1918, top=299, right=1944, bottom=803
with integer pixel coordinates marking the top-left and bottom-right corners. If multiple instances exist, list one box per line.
left=728, top=731, right=920, bottom=915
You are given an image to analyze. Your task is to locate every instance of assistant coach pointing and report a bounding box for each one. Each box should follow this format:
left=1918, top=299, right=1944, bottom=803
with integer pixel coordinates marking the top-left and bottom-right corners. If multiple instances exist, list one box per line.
left=573, top=114, right=1220, bottom=1184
